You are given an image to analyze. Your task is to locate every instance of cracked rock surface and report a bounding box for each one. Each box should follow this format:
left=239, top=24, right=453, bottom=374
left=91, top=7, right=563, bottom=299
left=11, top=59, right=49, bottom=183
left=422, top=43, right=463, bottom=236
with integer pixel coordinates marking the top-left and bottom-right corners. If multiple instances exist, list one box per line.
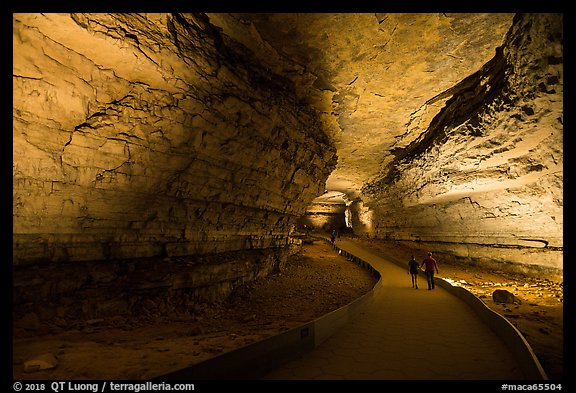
left=13, top=13, right=336, bottom=270
left=12, top=12, right=562, bottom=364
left=243, top=13, right=563, bottom=273
left=13, top=13, right=563, bottom=277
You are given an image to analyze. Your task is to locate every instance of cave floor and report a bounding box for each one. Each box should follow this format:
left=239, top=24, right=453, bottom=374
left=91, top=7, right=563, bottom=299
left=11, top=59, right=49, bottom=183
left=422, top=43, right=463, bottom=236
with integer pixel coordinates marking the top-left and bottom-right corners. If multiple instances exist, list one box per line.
left=13, top=237, right=562, bottom=381
left=351, top=237, right=564, bottom=381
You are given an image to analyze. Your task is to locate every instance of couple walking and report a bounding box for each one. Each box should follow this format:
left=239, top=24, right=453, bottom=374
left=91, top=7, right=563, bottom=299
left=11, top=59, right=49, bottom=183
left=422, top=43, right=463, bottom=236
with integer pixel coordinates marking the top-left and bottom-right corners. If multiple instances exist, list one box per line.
left=407, top=252, right=439, bottom=290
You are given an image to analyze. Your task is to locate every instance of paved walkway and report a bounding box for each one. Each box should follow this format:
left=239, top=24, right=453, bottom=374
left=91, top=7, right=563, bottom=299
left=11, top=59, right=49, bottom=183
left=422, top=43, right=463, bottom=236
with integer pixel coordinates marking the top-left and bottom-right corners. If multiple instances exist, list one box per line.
left=262, top=237, right=526, bottom=380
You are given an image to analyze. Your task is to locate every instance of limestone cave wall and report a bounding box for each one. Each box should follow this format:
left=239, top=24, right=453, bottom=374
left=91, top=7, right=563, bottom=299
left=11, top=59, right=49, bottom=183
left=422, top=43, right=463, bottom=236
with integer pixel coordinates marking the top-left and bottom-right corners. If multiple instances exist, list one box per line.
left=362, top=14, right=563, bottom=274
left=12, top=13, right=337, bottom=318
left=12, top=13, right=563, bottom=322
left=13, top=13, right=336, bottom=267
left=298, top=202, right=347, bottom=232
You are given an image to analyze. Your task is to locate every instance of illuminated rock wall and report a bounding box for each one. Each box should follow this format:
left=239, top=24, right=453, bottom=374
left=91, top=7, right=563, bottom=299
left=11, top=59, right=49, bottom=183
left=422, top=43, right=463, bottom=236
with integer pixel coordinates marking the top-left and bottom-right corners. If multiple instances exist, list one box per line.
left=298, top=202, right=346, bottom=232
left=363, top=14, right=563, bottom=273
left=13, top=12, right=563, bottom=318
left=13, top=13, right=336, bottom=269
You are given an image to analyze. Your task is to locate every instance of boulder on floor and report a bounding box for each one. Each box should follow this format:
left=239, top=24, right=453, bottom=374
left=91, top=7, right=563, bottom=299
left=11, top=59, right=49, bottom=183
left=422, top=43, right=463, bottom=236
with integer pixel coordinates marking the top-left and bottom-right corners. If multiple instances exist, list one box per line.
left=492, top=289, right=519, bottom=304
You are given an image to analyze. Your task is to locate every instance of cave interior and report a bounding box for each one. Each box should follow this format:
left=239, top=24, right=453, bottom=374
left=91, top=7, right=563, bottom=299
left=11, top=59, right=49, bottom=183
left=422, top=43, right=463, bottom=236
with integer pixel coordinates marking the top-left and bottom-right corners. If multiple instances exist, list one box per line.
left=12, top=12, right=563, bottom=349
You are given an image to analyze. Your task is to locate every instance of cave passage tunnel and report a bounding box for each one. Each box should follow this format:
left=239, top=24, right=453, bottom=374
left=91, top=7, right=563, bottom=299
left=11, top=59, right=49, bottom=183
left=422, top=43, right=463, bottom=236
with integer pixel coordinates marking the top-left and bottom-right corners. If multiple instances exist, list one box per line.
left=13, top=12, right=563, bottom=378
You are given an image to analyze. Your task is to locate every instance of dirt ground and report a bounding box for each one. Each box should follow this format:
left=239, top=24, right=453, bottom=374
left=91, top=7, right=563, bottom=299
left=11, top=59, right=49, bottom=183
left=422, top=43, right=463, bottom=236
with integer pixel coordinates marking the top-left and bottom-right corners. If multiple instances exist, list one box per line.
left=13, top=236, right=562, bottom=381
left=12, top=238, right=377, bottom=380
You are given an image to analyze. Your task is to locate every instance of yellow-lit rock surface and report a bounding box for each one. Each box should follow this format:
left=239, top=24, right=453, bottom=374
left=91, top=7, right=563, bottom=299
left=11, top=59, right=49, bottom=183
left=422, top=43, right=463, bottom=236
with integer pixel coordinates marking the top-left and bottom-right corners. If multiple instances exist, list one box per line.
left=221, top=13, right=562, bottom=273
left=13, top=13, right=336, bottom=267
left=13, top=13, right=562, bottom=315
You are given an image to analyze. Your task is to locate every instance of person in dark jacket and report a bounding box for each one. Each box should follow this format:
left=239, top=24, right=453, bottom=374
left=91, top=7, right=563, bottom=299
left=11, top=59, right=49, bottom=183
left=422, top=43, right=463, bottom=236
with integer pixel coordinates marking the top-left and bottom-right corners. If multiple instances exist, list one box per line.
left=407, top=255, right=420, bottom=289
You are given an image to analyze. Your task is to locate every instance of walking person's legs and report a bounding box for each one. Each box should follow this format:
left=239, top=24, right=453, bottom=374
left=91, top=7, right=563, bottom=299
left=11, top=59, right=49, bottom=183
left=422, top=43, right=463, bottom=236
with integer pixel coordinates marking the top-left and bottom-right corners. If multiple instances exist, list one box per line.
left=426, top=271, right=433, bottom=290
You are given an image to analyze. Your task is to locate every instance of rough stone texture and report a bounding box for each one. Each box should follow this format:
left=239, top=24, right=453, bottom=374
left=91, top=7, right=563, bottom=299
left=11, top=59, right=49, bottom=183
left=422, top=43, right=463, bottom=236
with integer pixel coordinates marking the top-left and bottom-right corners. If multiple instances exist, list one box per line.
left=362, top=14, right=563, bottom=272
left=23, top=353, right=58, bottom=373
left=13, top=248, right=288, bottom=327
left=13, top=13, right=336, bottom=269
left=234, top=13, right=563, bottom=274
left=212, top=13, right=516, bottom=198
left=297, top=191, right=348, bottom=231
left=12, top=12, right=563, bottom=314
left=492, top=289, right=519, bottom=304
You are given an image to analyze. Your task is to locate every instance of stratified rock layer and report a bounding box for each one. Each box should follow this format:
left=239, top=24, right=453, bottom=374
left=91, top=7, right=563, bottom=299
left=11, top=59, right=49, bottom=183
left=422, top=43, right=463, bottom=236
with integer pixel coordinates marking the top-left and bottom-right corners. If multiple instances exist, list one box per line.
left=362, top=14, right=563, bottom=273
left=13, top=13, right=336, bottom=315
left=13, top=13, right=336, bottom=267
left=238, top=13, right=562, bottom=275
left=12, top=12, right=563, bottom=320
left=217, top=13, right=516, bottom=198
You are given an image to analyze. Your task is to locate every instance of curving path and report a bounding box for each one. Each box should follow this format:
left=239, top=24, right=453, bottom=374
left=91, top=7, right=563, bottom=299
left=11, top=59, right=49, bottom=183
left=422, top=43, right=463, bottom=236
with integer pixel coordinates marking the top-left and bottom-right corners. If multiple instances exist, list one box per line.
left=262, top=237, right=527, bottom=380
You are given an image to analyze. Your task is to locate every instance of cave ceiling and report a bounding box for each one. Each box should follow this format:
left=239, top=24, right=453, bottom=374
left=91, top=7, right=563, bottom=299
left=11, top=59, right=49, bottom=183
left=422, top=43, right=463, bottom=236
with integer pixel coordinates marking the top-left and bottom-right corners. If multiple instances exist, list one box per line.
left=207, top=13, right=515, bottom=204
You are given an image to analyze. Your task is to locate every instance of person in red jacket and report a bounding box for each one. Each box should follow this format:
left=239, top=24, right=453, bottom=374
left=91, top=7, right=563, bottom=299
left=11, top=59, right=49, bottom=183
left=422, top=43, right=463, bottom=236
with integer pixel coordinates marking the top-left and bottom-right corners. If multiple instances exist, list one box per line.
left=420, top=252, right=439, bottom=290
